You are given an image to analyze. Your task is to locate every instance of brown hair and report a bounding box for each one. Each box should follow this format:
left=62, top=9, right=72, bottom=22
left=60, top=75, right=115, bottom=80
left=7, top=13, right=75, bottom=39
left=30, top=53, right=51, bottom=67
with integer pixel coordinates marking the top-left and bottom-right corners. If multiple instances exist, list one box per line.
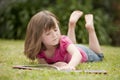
left=24, top=10, right=59, bottom=60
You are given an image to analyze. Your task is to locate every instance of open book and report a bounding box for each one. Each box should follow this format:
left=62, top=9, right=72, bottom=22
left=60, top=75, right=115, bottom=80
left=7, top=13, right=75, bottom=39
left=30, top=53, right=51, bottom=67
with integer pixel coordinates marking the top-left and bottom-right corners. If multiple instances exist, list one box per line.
left=13, top=64, right=107, bottom=74
left=13, top=64, right=59, bottom=70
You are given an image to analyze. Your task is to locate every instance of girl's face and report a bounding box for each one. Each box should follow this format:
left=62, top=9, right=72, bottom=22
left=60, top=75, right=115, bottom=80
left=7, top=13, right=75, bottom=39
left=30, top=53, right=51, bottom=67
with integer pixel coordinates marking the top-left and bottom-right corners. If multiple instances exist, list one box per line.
left=41, top=22, right=61, bottom=48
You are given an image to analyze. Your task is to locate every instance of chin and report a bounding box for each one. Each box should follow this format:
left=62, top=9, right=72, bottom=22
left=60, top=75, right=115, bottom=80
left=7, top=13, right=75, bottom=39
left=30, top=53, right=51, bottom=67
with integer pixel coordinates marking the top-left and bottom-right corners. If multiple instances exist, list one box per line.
left=53, top=43, right=59, bottom=46
left=53, top=42, right=59, bottom=47
left=53, top=40, right=59, bottom=45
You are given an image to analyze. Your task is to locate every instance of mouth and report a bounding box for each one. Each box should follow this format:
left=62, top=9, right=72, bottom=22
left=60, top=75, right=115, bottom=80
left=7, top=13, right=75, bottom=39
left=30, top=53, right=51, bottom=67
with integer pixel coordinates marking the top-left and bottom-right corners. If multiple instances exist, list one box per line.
left=53, top=38, right=57, bottom=41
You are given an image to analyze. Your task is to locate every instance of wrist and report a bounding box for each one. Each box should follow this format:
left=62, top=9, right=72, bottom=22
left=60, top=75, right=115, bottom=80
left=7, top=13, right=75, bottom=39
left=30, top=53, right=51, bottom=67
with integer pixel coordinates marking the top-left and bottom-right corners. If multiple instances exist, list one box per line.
left=68, top=64, right=76, bottom=70
left=68, top=63, right=75, bottom=68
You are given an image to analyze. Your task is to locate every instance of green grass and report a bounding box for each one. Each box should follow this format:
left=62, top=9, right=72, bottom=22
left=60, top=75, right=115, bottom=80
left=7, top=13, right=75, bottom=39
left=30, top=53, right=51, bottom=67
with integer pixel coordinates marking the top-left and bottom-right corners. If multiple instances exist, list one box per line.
left=0, top=39, right=120, bottom=80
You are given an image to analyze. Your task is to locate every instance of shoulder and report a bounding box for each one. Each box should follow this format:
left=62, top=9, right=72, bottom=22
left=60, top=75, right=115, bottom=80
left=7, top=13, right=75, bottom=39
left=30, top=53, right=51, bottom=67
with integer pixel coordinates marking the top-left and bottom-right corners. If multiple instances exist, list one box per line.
left=59, top=35, right=73, bottom=49
left=60, top=35, right=73, bottom=43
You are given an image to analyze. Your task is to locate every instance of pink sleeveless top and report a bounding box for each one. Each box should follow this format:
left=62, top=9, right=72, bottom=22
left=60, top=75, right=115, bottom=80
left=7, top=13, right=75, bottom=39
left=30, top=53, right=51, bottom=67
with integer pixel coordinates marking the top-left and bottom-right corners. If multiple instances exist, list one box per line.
left=37, top=36, right=88, bottom=64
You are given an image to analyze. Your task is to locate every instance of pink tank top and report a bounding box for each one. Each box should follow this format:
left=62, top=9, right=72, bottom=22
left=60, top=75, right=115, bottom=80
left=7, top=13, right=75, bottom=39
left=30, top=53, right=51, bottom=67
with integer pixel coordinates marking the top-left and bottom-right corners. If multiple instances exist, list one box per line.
left=37, top=35, right=88, bottom=64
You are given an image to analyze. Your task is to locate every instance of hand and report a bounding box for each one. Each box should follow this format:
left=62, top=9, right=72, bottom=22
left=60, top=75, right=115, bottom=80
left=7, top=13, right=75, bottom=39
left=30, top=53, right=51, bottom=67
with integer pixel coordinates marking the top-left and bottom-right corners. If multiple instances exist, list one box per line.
left=52, top=62, right=67, bottom=67
left=59, top=65, right=76, bottom=71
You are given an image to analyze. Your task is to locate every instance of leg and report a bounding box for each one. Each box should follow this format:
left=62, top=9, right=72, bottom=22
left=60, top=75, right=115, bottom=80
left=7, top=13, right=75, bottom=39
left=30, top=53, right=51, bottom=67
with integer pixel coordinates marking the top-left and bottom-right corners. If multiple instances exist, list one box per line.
left=67, top=10, right=83, bottom=44
left=85, top=14, right=102, bottom=53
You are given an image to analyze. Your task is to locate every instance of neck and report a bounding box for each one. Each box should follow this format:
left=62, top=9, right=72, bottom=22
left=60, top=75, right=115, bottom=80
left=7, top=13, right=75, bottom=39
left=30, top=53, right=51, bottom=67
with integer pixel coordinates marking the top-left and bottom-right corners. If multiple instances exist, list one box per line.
left=45, top=45, right=57, bottom=58
left=44, top=44, right=58, bottom=50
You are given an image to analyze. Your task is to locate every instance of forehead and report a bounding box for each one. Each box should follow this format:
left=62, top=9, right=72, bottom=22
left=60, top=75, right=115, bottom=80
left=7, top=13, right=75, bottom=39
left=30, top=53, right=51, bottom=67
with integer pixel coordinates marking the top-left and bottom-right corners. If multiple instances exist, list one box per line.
left=44, top=17, right=58, bottom=31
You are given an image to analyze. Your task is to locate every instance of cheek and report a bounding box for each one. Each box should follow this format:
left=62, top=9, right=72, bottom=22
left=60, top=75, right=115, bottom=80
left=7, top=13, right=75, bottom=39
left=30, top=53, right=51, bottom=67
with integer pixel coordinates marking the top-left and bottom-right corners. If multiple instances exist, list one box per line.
left=41, top=35, right=46, bottom=43
left=57, top=30, right=61, bottom=36
left=42, top=37, right=48, bottom=42
left=42, top=38, right=49, bottom=45
left=42, top=36, right=52, bottom=45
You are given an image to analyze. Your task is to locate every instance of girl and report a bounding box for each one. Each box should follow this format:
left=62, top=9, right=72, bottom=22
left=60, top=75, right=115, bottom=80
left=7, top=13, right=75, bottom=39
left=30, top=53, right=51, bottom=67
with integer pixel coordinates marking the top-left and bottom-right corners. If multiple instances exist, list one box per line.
left=24, top=10, right=104, bottom=70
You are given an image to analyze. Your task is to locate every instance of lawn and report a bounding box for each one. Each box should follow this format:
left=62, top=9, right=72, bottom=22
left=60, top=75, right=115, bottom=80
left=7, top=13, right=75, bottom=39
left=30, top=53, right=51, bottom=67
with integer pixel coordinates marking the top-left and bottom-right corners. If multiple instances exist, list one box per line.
left=0, top=39, right=120, bottom=80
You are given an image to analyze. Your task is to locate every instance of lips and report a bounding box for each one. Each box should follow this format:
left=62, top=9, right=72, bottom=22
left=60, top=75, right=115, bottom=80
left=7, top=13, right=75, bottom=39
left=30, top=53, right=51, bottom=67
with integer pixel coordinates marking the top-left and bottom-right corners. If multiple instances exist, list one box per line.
left=53, top=38, right=57, bottom=41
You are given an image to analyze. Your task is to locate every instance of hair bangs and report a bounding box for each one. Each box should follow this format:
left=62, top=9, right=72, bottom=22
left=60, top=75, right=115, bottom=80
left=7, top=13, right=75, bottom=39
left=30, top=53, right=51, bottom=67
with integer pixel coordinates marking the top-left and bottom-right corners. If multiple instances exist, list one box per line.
left=44, top=17, right=56, bottom=32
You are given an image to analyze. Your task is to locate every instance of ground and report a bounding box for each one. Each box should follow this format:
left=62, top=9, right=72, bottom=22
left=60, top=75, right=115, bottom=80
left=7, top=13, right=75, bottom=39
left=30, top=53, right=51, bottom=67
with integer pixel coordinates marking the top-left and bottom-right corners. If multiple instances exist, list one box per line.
left=0, top=39, right=120, bottom=80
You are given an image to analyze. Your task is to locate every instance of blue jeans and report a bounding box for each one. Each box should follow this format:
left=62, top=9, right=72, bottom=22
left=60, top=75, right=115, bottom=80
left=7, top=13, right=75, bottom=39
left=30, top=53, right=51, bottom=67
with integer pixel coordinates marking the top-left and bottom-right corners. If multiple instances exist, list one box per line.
left=76, top=44, right=104, bottom=62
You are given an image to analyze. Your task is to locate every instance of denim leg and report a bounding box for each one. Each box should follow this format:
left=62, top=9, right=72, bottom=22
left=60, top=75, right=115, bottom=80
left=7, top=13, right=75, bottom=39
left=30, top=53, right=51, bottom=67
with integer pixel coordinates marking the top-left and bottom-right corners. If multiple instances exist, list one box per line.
left=75, top=44, right=104, bottom=62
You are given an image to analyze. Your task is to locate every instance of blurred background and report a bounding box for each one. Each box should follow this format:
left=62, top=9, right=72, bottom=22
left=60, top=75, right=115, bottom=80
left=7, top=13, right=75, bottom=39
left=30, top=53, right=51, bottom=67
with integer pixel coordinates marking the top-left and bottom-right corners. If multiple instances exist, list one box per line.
left=0, top=0, right=120, bottom=46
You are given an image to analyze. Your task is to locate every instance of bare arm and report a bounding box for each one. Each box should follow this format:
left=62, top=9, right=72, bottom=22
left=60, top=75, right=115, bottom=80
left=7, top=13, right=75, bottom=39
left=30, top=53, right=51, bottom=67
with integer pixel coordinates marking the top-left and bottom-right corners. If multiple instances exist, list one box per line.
left=67, top=44, right=82, bottom=67
left=58, top=44, right=82, bottom=70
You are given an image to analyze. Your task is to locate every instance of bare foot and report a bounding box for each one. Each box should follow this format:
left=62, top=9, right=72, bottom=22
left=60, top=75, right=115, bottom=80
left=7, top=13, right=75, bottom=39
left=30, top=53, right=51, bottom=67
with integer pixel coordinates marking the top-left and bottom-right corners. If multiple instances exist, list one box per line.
left=85, top=14, right=94, bottom=32
left=69, top=10, right=83, bottom=27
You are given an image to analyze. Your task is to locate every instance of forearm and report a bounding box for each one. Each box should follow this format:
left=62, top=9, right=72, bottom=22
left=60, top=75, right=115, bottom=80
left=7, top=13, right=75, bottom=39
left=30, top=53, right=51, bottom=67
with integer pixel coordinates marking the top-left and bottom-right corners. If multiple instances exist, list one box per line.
left=68, top=52, right=82, bottom=67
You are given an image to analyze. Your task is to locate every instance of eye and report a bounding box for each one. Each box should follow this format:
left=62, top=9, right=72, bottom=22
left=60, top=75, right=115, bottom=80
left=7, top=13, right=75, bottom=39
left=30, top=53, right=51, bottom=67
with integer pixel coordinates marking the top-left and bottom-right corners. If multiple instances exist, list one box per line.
left=54, top=28, right=58, bottom=32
